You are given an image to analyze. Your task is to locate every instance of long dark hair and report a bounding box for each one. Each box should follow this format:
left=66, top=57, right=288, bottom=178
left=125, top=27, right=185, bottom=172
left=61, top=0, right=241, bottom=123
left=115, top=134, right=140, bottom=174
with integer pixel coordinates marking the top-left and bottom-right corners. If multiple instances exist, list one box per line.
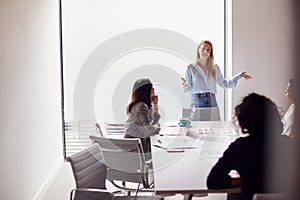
left=126, top=78, right=153, bottom=114
left=234, top=93, right=283, bottom=137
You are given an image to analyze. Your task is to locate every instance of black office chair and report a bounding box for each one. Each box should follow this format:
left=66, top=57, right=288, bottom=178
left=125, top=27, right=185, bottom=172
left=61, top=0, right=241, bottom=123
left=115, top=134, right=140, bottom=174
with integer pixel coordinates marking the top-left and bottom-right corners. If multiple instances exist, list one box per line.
left=67, top=143, right=163, bottom=200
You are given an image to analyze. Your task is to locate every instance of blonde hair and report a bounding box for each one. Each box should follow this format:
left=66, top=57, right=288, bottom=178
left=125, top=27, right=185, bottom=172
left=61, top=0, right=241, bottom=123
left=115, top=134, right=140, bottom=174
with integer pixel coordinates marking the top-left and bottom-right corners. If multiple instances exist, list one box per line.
left=195, top=40, right=216, bottom=79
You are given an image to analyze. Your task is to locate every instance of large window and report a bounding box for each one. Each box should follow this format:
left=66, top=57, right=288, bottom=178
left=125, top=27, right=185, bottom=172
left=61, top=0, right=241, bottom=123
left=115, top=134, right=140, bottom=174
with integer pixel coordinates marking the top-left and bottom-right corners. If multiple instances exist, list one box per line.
left=61, top=0, right=228, bottom=156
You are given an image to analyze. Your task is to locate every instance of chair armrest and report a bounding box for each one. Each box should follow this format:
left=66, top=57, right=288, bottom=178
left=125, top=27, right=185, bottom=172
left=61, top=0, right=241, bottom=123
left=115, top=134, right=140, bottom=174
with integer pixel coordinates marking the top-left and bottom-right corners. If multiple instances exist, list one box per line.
left=252, top=193, right=287, bottom=200
left=145, top=159, right=152, bottom=165
left=70, top=188, right=114, bottom=200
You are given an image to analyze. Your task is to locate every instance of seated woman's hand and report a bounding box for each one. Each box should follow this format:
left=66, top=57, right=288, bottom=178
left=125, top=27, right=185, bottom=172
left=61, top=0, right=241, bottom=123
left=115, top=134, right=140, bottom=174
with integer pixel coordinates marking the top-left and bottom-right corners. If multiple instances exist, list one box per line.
left=156, top=122, right=160, bottom=128
left=231, top=177, right=241, bottom=188
left=152, top=95, right=159, bottom=104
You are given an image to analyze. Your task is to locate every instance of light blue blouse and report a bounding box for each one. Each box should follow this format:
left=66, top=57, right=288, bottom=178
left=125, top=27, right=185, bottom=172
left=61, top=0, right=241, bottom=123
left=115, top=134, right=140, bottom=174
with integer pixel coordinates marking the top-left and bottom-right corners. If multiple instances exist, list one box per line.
left=183, top=64, right=242, bottom=94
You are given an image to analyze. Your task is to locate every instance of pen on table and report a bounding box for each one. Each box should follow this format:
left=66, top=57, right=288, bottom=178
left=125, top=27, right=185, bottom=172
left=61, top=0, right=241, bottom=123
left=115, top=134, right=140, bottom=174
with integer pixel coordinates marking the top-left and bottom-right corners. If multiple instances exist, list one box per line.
left=167, top=149, right=185, bottom=153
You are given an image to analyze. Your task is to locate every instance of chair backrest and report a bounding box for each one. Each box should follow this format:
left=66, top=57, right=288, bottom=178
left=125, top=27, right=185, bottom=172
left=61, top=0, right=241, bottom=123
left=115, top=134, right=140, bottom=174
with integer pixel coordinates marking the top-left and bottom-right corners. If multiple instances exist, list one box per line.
left=181, top=107, right=220, bottom=121
left=90, top=135, right=147, bottom=184
left=104, top=123, right=125, bottom=135
left=95, top=123, right=104, bottom=137
left=66, top=143, right=107, bottom=189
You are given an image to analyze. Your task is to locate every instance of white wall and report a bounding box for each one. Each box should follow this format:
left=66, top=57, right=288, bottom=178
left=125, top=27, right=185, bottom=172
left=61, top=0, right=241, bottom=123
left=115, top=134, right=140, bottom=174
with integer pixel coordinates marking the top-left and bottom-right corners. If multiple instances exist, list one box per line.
left=0, top=0, right=63, bottom=199
left=232, top=0, right=295, bottom=112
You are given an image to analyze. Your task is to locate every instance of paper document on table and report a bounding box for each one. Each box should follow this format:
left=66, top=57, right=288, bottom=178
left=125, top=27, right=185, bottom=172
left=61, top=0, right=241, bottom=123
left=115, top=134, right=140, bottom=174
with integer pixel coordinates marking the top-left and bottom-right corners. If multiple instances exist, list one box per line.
left=197, top=136, right=232, bottom=158
left=198, top=128, right=236, bottom=135
left=154, top=136, right=200, bottom=149
left=188, top=128, right=236, bottom=136
left=163, top=120, right=180, bottom=127
left=160, top=127, right=188, bottom=136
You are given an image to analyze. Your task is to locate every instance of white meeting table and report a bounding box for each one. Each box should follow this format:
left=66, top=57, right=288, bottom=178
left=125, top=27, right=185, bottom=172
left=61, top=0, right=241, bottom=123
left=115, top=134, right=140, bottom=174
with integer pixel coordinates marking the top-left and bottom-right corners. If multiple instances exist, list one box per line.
left=150, top=121, right=241, bottom=195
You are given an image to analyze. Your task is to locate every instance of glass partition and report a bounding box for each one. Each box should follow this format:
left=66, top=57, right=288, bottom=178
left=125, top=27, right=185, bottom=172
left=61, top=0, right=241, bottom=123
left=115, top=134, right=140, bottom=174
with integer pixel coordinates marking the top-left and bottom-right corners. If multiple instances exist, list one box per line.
left=61, top=0, right=227, bottom=156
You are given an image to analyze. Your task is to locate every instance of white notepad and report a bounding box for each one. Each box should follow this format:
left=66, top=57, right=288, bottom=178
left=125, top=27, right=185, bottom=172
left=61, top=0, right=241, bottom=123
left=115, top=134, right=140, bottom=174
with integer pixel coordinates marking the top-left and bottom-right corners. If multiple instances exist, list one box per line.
left=159, top=127, right=188, bottom=136
left=154, top=136, right=200, bottom=149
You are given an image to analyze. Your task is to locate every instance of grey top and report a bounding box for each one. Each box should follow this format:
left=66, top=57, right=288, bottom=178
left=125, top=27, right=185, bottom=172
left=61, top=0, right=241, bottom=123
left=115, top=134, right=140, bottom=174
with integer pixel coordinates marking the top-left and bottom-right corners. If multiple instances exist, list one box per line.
left=125, top=102, right=161, bottom=138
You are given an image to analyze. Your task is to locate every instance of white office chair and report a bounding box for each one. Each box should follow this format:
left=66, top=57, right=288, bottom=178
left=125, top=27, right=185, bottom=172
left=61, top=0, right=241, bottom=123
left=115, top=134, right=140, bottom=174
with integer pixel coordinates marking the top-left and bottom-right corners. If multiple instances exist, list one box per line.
left=67, top=143, right=162, bottom=200
left=90, top=135, right=154, bottom=195
left=104, top=123, right=126, bottom=136
left=181, top=107, right=220, bottom=121
left=95, top=122, right=104, bottom=137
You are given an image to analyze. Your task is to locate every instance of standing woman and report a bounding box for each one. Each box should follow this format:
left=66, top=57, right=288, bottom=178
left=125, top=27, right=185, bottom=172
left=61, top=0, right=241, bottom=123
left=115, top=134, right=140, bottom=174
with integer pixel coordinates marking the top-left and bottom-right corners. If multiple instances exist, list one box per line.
left=125, top=78, right=160, bottom=159
left=181, top=40, right=252, bottom=108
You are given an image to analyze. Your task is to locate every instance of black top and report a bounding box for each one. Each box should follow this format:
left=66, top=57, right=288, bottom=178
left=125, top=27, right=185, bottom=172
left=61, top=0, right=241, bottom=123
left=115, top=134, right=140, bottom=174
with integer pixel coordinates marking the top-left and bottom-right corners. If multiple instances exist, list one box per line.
left=207, top=134, right=293, bottom=200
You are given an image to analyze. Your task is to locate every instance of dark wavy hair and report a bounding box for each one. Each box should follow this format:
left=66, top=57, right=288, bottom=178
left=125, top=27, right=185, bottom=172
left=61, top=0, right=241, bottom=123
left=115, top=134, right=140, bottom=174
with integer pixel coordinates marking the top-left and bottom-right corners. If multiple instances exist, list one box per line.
left=126, top=78, right=153, bottom=114
left=234, top=93, right=283, bottom=137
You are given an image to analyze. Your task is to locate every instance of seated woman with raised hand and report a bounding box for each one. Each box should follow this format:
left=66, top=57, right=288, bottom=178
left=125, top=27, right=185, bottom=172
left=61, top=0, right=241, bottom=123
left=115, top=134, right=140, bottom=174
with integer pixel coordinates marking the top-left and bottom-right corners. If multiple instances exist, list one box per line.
left=125, top=78, right=160, bottom=159
left=282, top=78, right=295, bottom=137
left=206, top=93, right=293, bottom=200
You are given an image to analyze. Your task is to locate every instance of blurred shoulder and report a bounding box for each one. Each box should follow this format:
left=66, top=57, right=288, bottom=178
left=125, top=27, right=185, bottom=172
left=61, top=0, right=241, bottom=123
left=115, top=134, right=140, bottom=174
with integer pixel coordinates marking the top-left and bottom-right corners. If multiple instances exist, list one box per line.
left=214, top=64, right=220, bottom=70
left=229, top=136, right=256, bottom=148
left=187, top=63, right=194, bottom=69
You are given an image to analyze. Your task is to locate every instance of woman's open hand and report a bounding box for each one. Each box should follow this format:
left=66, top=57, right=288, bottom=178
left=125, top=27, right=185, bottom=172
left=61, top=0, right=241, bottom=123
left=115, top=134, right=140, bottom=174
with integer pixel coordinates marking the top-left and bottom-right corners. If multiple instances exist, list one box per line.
left=240, top=72, right=252, bottom=80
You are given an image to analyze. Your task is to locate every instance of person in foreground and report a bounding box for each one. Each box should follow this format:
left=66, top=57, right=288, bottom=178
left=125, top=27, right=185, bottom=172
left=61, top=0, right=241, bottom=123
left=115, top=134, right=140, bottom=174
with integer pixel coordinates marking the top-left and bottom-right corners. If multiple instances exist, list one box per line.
left=125, top=78, right=160, bottom=159
left=282, top=78, right=295, bottom=137
left=181, top=40, right=252, bottom=108
left=206, top=93, right=293, bottom=200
